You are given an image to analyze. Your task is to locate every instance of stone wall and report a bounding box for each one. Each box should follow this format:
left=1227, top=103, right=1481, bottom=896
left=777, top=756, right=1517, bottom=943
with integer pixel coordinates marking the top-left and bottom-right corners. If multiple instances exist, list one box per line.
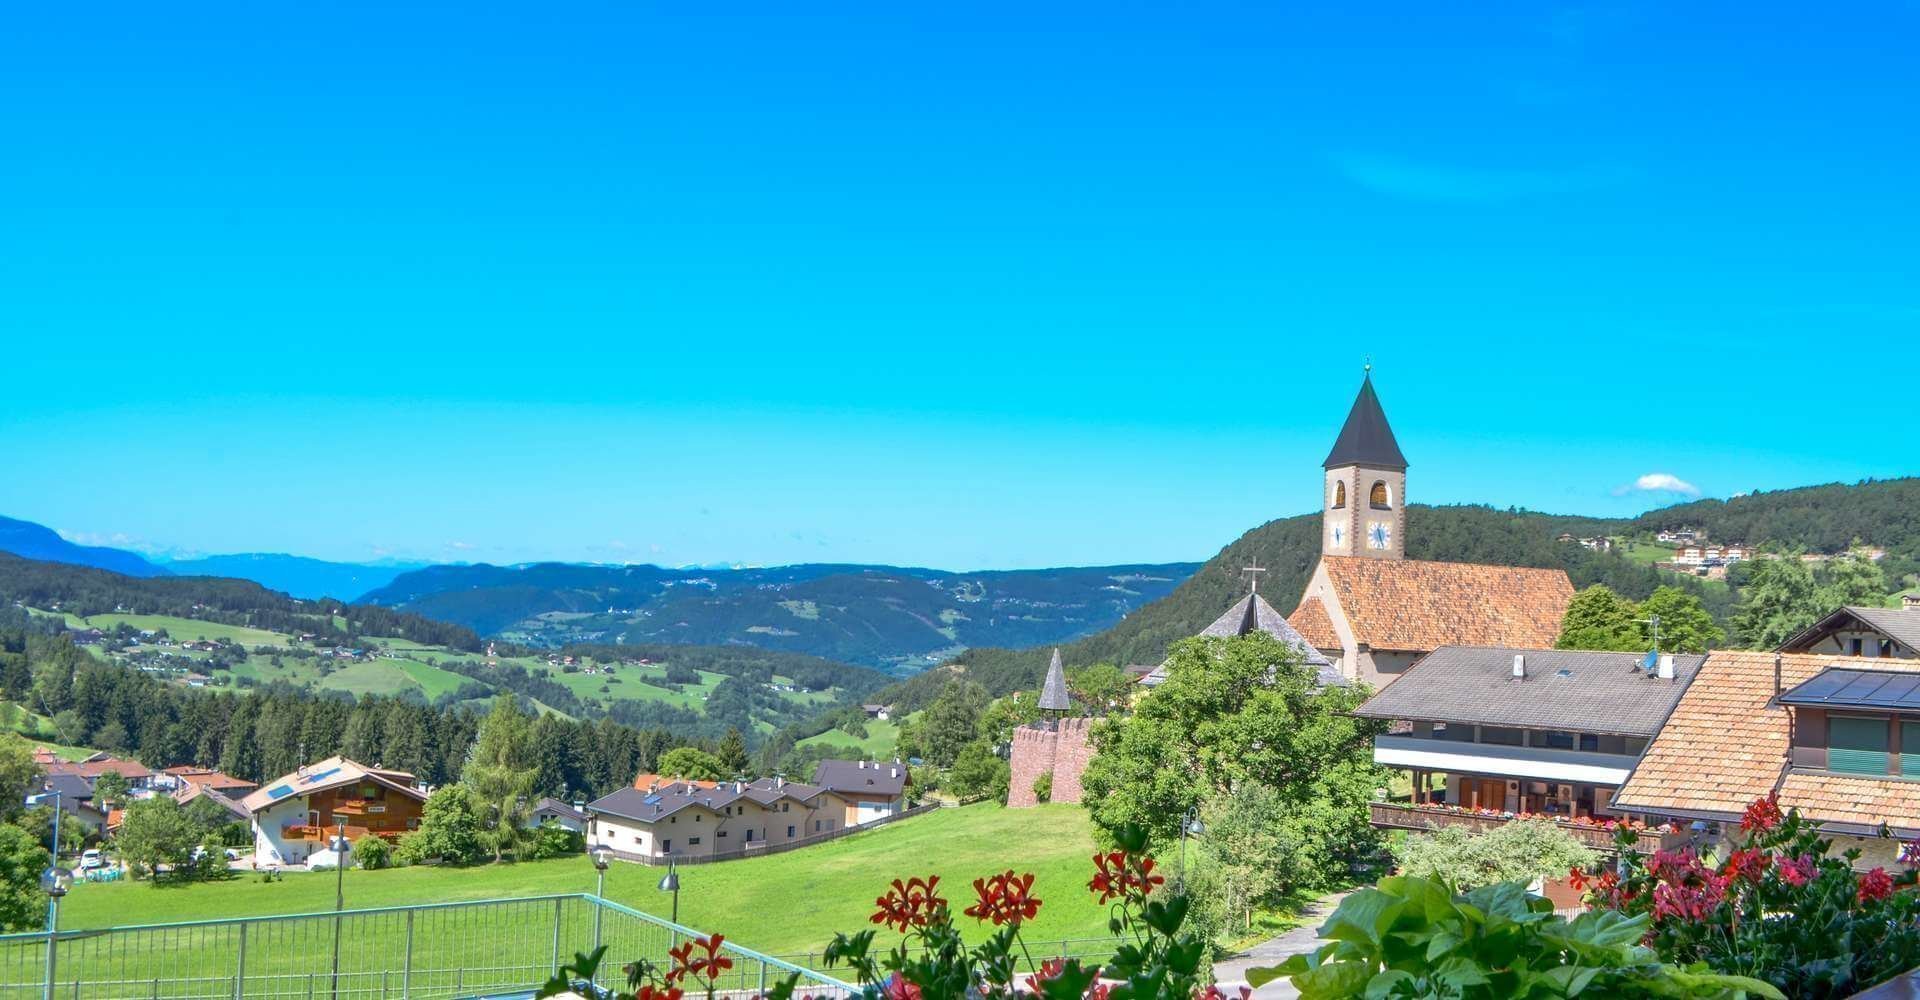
left=1007, top=718, right=1095, bottom=807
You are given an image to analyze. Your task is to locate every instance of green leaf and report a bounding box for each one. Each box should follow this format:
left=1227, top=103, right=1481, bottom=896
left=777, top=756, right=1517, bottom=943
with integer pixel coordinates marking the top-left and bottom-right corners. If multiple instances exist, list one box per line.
left=1431, top=955, right=1492, bottom=989
left=1294, top=961, right=1374, bottom=1000
left=1363, top=969, right=1416, bottom=999
left=1247, top=957, right=1305, bottom=988
left=1666, top=969, right=1787, bottom=1000
left=1323, top=888, right=1407, bottom=948
left=1540, top=965, right=1601, bottom=996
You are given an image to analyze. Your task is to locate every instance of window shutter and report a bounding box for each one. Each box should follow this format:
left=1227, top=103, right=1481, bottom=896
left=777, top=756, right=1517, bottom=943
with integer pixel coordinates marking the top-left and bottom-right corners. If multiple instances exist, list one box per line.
left=1902, top=721, right=1920, bottom=776
left=1830, top=716, right=1890, bottom=776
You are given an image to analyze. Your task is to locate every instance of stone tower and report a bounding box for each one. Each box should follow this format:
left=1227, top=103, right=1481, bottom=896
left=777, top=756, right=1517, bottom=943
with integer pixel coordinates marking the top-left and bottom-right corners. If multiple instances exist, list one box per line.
left=1321, top=368, right=1407, bottom=561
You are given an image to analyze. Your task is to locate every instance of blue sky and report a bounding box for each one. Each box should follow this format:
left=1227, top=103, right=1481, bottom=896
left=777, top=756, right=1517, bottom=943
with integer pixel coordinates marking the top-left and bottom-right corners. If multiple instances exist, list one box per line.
left=2, top=2, right=1915, bottom=569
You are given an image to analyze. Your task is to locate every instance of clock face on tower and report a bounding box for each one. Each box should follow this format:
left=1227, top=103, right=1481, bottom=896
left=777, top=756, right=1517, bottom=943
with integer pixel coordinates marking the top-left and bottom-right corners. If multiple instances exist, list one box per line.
left=1367, top=521, right=1392, bottom=550
left=1329, top=525, right=1345, bottom=549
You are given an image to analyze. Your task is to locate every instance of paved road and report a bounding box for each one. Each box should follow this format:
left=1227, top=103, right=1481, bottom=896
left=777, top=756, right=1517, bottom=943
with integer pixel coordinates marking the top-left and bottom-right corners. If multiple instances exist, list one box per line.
left=1212, top=892, right=1347, bottom=999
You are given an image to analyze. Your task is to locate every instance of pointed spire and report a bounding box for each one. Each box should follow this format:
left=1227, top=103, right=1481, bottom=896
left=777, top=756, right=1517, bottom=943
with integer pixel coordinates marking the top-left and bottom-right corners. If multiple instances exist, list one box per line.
left=1037, top=648, right=1071, bottom=712
left=1322, top=370, right=1407, bottom=471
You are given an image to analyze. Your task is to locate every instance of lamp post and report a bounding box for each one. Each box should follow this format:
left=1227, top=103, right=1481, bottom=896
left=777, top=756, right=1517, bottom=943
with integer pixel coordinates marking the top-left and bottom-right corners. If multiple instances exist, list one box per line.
left=1177, top=807, right=1203, bottom=889
left=39, top=865, right=70, bottom=1000
left=44, top=790, right=61, bottom=932
left=329, top=817, right=347, bottom=1000
left=659, top=861, right=681, bottom=924
left=589, top=846, right=613, bottom=986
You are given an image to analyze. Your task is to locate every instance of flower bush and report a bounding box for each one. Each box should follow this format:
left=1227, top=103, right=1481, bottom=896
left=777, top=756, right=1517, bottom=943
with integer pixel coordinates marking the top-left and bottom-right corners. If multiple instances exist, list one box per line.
left=825, top=824, right=1214, bottom=999
left=1255, top=875, right=1783, bottom=999
left=1581, top=793, right=1920, bottom=999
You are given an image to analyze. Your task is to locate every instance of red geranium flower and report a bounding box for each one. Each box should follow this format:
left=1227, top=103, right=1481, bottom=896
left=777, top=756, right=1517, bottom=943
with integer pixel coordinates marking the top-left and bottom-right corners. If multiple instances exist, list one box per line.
left=667, top=934, right=733, bottom=985
left=966, top=870, right=1044, bottom=926
left=1741, top=792, right=1784, bottom=834
left=635, top=986, right=684, bottom=1000
left=1722, top=848, right=1772, bottom=884
left=1778, top=853, right=1817, bottom=887
left=1193, top=985, right=1252, bottom=1000
left=884, top=973, right=922, bottom=1000
left=1859, top=867, right=1895, bottom=903
left=872, top=876, right=945, bottom=932
left=1023, top=958, right=1065, bottom=995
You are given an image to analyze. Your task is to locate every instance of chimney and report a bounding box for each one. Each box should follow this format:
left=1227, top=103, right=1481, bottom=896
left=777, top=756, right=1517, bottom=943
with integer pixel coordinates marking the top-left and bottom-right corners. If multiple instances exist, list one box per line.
left=857, top=760, right=866, bottom=770
left=776, top=775, right=785, bottom=788
left=1511, top=654, right=1526, bottom=680
left=890, top=767, right=899, bottom=778
left=1657, top=654, right=1675, bottom=681
left=1774, top=653, right=1784, bottom=698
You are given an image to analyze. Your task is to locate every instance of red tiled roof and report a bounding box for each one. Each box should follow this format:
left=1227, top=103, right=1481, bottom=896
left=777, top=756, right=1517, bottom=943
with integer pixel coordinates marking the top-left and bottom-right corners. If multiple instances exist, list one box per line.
left=1291, top=556, right=1573, bottom=652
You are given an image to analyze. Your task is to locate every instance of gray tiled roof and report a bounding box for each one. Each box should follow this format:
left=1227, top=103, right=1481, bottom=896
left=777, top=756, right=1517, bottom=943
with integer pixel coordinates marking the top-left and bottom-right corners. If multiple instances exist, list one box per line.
left=813, top=759, right=908, bottom=797
left=1352, top=645, right=1707, bottom=737
left=1144, top=591, right=1345, bottom=688
left=588, top=777, right=821, bottom=824
left=1779, top=606, right=1920, bottom=653
left=1038, top=648, right=1072, bottom=711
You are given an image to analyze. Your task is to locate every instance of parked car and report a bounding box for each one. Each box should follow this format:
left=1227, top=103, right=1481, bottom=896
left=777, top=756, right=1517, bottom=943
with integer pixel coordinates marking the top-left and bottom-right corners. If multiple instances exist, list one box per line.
left=78, top=849, right=104, bottom=871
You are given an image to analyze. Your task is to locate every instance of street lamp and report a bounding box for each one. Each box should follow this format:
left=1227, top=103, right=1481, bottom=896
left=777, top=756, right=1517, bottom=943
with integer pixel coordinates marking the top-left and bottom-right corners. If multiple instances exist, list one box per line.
left=1177, top=807, right=1203, bottom=888
left=330, top=817, right=348, bottom=1000
left=40, top=865, right=70, bottom=1000
left=658, top=861, right=681, bottom=924
left=591, top=846, right=613, bottom=986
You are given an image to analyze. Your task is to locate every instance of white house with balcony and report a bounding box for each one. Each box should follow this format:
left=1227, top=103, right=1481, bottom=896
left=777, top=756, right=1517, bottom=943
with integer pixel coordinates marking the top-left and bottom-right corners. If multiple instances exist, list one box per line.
left=1352, top=646, right=1706, bottom=845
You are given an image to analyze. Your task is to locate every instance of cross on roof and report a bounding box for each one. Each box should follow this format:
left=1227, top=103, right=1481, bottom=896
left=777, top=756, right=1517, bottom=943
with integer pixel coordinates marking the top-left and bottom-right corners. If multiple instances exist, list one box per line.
left=1242, top=560, right=1267, bottom=593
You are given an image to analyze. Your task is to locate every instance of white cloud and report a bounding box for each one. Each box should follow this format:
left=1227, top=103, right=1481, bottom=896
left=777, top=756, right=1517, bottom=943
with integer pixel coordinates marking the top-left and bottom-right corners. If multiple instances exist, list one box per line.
left=1613, top=473, right=1701, bottom=498
left=447, top=541, right=476, bottom=551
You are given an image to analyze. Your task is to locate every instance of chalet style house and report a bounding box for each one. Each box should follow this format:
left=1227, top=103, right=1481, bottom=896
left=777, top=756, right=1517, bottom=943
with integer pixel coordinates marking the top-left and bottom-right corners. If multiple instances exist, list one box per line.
left=585, top=775, right=854, bottom=863
left=1612, top=652, right=1920, bottom=868
left=1287, top=373, right=1575, bottom=686
left=242, top=757, right=428, bottom=868
left=1354, top=646, right=1702, bottom=852
left=1778, top=604, right=1920, bottom=659
left=811, top=759, right=911, bottom=825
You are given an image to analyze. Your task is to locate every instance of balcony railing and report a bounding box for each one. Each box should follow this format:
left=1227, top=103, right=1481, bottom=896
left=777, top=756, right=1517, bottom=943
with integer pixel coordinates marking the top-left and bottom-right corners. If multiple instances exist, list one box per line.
left=1369, top=801, right=1689, bottom=854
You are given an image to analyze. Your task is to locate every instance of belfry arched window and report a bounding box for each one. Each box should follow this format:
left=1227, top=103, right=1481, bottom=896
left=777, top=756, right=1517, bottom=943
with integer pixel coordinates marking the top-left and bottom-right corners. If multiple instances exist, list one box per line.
left=1370, top=481, right=1392, bottom=509
left=1332, top=482, right=1346, bottom=509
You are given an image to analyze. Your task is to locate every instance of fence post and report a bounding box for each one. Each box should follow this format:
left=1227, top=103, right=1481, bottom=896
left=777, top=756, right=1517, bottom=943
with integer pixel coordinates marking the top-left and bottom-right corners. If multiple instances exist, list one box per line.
left=759, top=959, right=768, bottom=997
left=552, top=897, right=564, bottom=974
left=40, top=930, right=55, bottom=1000
left=235, top=922, right=247, bottom=1000
left=403, top=909, right=414, bottom=999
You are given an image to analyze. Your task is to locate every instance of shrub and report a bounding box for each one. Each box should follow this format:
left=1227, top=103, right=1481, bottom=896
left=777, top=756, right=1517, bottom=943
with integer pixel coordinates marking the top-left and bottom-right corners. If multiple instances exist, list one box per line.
left=1258, top=876, right=1782, bottom=999
left=1031, top=772, right=1052, bottom=804
left=1582, top=793, right=1920, bottom=999
left=525, top=821, right=585, bottom=860
left=351, top=835, right=392, bottom=870
left=1391, top=818, right=1596, bottom=890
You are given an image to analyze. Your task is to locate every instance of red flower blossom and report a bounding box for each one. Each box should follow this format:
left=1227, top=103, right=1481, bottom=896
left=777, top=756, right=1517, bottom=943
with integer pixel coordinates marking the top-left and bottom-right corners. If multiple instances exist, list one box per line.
left=1778, top=853, right=1817, bottom=887
left=883, top=974, right=922, bottom=1000
left=1652, top=875, right=1728, bottom=923
left=1089, top=850, right=1166, bottom=904
left=666, top=934, right=734, bottom=986
left=1023, top=958, right=1065, bottom=995
left=1859, top=867, right=1895, bottom=903
left=871, top=876, right=945, bottom=933
left=966, top=871, right=1044, bottom=926
left=1567, top=866, right=1591, bottom=891
left=1741, top=792, right=1784, bottom=834
left=1193, top=985, right=1252, bottom=1000
left=1722, top=848, right=1772, bottom=884
left=635, top=986, right=685, bottom=1000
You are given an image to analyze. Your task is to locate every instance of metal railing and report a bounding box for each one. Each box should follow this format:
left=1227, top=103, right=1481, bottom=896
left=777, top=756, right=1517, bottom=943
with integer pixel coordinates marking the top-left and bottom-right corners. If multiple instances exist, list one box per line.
left=0, top=894, right=858, bottom=999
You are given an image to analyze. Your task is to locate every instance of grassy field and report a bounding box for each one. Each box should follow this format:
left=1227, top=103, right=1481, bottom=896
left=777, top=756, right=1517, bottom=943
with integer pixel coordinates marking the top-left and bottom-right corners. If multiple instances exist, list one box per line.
left=56, top=804, right=1108, bottom=957
left=1617, top=539, right=1678, bottom=566
left=67, top=613, right=288, bottom=648
left=799, top=717, right=902, bottom=758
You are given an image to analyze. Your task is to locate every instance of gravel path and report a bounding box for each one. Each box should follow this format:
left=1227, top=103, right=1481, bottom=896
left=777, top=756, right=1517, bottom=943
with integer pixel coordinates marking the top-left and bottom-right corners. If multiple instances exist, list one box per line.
left=1211, top=892, right=1348, bottom=999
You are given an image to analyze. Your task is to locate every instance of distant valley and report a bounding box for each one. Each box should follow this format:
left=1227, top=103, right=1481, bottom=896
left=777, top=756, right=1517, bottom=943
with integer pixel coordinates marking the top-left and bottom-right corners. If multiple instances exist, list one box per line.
left=359, top=561, right=1201, bottom=673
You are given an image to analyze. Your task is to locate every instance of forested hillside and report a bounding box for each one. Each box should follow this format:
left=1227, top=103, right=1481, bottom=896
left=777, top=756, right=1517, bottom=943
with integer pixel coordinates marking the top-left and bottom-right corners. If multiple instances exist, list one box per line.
left=361, top=560, right=1199, bottom=672
left=873, top=479, right=1920, bottom=712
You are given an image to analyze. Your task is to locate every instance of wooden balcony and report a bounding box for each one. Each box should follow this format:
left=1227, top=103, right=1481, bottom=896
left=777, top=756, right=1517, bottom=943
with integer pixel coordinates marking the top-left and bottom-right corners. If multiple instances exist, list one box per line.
left=1368, top=801, right=1689, bottom=855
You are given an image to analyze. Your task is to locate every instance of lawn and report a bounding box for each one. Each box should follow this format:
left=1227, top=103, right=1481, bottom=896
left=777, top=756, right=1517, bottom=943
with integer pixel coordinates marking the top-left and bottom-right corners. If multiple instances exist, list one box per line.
left=69, top=613, right=290, bottom=648
left=56, top=804, right=1107, bottom=957
left=800, top=717, right=902, bottom=759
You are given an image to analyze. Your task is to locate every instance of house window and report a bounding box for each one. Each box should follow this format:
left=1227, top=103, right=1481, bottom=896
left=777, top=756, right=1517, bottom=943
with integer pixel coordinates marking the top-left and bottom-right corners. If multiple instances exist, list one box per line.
left=787, top=825, right=796, bottom=838
left=1579, top=733, right=1600, bottom=752
left=1829, top=715, right=1890, bottom=776
left=718, top=830, right=727, bottom=838
left=1369, top=481, right=1392, bottom=509
left=1433, top=723, right=1474, bottom=743
left=662, top=839, right=670, bottom=852
left=782, top=803, right=790, bottom=812
left=1852, top=638, right=1865, bottom=656
left=1479, top=726, right=1524, bottom=746
left=1534, top=731, right=1575, bottom=750
left=689, top=837, right=701, bottom=846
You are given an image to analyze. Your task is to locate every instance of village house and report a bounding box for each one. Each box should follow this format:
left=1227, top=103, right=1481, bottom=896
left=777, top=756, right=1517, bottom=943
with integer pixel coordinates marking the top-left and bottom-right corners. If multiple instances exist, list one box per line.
left=812, top=758, right=910, bottom=825
left=1777, top=605, right=1920, bottom=659
left=240, top=756, right=428, bottom=868
left=584, top=775, right=853, bottom=862
left=860, top=703, right=893, bottom=721
left=1353, top=646, right=1704, bottom=854
left=1287, top=373, right=1576, bottom=686
left=45, top=754, right=154, bottom=793
left=530, top=796, right=587, bottom=832
left=1610, top=652, right=1920, bottom=868
left=26, top=773, right=109, bottom=838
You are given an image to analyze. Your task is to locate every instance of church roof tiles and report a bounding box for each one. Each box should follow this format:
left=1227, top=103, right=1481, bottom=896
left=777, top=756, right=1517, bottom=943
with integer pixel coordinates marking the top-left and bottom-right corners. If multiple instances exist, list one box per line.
left=1290, top=556, right=1573, bottom=653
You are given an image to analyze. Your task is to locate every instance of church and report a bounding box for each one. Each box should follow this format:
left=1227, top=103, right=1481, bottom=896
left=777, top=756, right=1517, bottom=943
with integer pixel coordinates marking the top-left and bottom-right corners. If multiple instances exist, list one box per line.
left=1284, top=372, right=1576, bottom=687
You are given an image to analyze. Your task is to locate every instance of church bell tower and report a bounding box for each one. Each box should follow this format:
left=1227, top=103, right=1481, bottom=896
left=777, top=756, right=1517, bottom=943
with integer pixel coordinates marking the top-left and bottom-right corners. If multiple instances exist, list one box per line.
left=1321, top=367, right=1407, bottom=560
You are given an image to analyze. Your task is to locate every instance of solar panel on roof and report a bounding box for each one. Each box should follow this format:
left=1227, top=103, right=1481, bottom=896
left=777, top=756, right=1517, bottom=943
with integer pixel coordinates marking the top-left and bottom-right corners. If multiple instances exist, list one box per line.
left=1781, top=668, right=1920, bottom=709
left=301, top=767, right=343, bottom=785
left=265, top=784, right=296, bottom=800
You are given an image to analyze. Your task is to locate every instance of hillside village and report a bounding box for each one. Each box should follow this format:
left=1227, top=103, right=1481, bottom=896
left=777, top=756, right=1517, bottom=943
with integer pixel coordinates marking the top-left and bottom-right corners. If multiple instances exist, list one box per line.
left=1, top=373, right=1916, bottom=997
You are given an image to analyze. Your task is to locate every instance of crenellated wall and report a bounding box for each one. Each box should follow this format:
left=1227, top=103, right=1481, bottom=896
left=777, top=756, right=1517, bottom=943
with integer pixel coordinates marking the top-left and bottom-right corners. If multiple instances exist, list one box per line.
left=1007, top=718, right=1095, bottom=807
